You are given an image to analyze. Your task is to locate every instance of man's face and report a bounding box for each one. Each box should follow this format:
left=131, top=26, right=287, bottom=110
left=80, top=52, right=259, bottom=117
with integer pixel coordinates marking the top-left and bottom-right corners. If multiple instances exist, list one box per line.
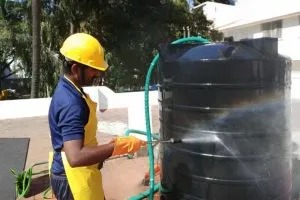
left=81, top=66, right=104, bottom=87
left=70, top=62, right=105, bottom=87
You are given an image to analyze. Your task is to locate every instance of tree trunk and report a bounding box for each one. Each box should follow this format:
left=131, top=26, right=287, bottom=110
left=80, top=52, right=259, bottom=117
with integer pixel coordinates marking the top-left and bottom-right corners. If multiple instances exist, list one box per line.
left=31, top=0, right=41, bottom=98
left=70, top=20, right=80, bottom=34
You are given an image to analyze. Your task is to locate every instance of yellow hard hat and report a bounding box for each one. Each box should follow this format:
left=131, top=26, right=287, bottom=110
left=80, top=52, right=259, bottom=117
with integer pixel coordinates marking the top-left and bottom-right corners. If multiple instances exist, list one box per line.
left=60, top=33, right=108, bottom=71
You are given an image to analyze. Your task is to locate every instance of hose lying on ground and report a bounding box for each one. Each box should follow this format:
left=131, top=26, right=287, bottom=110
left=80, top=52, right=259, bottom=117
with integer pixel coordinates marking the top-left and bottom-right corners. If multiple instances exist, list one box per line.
left=10, top=161, right=51, bottom=199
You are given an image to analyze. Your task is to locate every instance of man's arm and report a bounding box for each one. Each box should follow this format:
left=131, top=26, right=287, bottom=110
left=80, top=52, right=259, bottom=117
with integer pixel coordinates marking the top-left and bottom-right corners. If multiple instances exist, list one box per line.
left=63, top=136, right=146, bottom=167
left=63, top=139, right=114, bottom=167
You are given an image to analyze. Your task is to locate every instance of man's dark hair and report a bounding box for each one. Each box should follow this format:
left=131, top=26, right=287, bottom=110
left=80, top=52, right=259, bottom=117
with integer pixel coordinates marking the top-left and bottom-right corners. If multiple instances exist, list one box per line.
left=62, top=58, right=74, bottom=75
left=62, top=57, right=89, bottom=79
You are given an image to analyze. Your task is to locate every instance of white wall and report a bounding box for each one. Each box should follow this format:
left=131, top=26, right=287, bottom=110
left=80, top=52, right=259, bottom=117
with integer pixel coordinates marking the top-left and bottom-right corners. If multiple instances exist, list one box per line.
left=223, top=25, right=261, bottom=41
left=279, top=16, right=300, bottom=60
left=0, top=86, right=158, bottom=120
left=1, top=77, right=300, bottom=120
left=205, top=0, right=300, bottom=65
left=292, top=72, right=300, bottom=99
left=222, top=15, right=300, bottom=65
left=0, top=98, right=52, bottom=120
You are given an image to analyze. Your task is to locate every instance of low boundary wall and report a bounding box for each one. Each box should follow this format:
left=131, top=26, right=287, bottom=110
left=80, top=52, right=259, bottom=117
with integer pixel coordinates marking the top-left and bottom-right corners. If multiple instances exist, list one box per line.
left=0, top=86, right=158, bottom=120
left=1, top=71, right=300, bottom=121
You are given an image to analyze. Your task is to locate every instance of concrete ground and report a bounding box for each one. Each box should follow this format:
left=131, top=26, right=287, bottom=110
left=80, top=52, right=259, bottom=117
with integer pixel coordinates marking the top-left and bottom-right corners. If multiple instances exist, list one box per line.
left=0, top=106, right=160, bottom=200
left=3, top=100, right=300, bottom=200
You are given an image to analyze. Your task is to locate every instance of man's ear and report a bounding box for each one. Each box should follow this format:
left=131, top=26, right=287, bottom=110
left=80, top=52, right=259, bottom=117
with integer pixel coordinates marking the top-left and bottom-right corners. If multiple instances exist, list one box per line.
left=70, top=63, right=79, bottom=75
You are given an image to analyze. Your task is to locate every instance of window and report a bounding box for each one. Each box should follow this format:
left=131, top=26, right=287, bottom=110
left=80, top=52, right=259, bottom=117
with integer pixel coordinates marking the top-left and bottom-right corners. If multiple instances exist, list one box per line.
left=261, top=20, right=282, bottom=38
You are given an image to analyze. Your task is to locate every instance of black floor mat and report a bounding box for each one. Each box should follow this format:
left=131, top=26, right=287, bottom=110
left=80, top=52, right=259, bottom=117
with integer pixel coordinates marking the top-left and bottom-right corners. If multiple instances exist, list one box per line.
left=0, top=138, right=30, bottom=199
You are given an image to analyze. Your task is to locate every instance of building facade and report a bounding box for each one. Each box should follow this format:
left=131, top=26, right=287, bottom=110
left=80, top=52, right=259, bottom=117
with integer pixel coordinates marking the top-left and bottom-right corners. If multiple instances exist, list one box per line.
left=200, top=0, right=300, bottom=71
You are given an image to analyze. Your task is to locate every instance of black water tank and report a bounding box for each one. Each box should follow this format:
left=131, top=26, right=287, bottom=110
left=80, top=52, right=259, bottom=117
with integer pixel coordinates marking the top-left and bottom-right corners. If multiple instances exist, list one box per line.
left=158, top=38, right=292, bottom=200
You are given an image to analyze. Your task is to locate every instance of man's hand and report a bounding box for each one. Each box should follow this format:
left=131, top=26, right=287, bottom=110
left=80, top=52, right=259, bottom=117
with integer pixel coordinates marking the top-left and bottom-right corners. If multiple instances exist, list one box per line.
left=111, top=136, right=146, bottom=156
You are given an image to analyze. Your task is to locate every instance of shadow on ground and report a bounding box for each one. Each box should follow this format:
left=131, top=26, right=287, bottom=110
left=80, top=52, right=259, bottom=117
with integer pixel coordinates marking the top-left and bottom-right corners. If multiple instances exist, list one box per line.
left=24, top=175, right=51, bottom=198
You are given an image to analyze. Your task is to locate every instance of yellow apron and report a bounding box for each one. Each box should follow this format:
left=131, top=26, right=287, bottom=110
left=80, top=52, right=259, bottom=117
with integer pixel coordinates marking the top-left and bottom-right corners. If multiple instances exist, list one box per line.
left=62, top=94, right=104, bottom=200
left=50, top=77, right=104, bottom=200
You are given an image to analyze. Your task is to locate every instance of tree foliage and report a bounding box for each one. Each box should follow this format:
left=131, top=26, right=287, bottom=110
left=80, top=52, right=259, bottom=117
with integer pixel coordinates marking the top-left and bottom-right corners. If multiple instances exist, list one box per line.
left=1, top=0, right=228, bottom=97
left=0, top=0, right=30, bottom=92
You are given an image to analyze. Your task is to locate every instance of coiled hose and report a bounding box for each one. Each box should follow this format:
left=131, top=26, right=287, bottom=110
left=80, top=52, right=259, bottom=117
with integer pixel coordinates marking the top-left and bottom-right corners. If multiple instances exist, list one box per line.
left=11, top=161, right=50, bottom=199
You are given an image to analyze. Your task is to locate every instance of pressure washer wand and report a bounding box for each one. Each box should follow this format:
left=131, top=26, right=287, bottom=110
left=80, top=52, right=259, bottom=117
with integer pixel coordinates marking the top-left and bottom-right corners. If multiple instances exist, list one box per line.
left=107, top=138, right=181, bottom=161
left=150, top=138, right=182, bottom=144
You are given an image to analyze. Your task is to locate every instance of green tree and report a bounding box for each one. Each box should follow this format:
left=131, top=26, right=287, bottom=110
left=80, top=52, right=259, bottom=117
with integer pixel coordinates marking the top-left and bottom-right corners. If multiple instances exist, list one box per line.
left=89, top=0, right=215, bottom=91
left=1, top=0, right=223, bottom=97
left=0, top=0, right=30, bottom=95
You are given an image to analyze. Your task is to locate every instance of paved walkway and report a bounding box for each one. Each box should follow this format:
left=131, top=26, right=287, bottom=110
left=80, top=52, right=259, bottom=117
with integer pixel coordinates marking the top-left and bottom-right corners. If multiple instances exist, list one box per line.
left=0, top=107, right=160, bottom=200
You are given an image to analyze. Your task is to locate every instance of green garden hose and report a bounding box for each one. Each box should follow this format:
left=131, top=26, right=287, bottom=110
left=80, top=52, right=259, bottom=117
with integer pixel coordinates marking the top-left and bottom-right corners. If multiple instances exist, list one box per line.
left=11, top=161, right=49, bottom=199
left=128, top=36, right=210, bottom=200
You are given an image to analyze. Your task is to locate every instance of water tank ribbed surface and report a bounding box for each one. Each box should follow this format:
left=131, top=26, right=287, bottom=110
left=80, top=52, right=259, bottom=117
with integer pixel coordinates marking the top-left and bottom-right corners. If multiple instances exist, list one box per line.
left=158, top=38, right=292, bottom=200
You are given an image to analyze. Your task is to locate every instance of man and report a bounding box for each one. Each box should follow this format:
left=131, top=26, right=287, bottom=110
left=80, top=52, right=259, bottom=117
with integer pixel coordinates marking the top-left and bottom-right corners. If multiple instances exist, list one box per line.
left=48, top=33, right=145, bottom=200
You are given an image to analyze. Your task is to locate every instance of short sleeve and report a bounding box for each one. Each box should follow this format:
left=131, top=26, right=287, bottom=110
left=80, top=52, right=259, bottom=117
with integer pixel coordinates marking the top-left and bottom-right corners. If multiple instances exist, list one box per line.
left=57, top=101, right=89, bottom=142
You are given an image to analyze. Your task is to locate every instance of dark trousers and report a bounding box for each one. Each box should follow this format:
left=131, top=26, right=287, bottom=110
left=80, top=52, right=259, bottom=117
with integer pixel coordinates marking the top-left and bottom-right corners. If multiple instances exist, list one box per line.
left=50, top=174, right=74, bottom=200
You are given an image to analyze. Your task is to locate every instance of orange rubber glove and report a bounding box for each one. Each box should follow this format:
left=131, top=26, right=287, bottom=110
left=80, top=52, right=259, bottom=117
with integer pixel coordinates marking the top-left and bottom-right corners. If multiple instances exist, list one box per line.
left=111, top=136, right=146, bottom=156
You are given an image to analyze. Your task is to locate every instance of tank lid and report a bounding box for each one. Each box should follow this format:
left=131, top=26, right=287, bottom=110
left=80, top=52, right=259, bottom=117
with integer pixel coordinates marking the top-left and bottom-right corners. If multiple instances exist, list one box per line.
left=178, top=43, right=265, bottom=61
left=160, top=38, right=279, bottom=62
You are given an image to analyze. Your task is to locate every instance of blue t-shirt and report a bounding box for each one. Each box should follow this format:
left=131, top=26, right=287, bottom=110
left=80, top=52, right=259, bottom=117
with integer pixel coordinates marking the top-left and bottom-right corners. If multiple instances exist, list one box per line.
left=48, top=76, right=89, bottom=175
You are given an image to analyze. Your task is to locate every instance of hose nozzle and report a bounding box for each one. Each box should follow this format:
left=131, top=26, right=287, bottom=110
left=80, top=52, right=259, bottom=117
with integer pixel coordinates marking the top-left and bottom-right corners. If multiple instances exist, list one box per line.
left=168, top=138, right=182, bottom=143
left=153, top=138, right=182, bottom=144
